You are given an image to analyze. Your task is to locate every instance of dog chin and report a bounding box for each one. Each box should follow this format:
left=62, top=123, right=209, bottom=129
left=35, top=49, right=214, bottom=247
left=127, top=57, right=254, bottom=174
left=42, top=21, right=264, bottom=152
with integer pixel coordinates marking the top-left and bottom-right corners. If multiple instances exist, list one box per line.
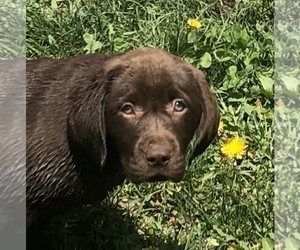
left=126, top=172, right=184, bottom=184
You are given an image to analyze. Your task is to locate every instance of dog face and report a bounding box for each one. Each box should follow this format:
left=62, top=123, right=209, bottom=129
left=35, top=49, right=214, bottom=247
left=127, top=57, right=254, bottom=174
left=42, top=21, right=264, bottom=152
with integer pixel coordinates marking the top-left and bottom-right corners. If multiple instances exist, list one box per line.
left=103, top=48, right=220, bottom=183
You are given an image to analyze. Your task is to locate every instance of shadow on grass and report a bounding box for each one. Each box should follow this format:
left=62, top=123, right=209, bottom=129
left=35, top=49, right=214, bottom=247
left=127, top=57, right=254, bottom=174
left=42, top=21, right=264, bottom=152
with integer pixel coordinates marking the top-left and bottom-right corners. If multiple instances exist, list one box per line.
left=27, top=203, right=185, bottom=250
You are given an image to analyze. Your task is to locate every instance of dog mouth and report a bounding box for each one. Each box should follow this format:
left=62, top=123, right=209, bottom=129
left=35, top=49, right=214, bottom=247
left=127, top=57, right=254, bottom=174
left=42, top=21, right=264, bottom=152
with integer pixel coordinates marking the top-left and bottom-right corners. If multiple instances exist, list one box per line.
left=122, top=156, right=185, bottom=184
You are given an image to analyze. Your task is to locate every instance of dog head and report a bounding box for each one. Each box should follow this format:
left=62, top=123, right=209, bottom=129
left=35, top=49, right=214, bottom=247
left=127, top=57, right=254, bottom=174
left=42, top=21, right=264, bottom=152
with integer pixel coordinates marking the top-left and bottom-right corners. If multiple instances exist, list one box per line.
left=103, top=48, right=219, bottom=183
left=67, top=48, right=219, bottom=183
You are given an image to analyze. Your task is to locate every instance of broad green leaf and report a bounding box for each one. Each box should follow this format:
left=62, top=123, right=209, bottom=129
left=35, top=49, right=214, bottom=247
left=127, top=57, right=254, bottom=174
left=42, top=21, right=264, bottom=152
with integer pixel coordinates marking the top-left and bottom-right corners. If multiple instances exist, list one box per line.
left=83, top=33, right=94, bottom=44
left=261, top=238, right=274, bottom=250
left=183, top=57, right=194, bottom=64
left=228, top=65, right=237, bottom=77
left=244, top=51, right=259, bottom=66
left=258, top=74, right=273, bottom=93
left=198, top=52, right=212, bottom=68
left=187, top=31, right=197, bottom=44
left=114, top=37, right=130, bottom=51
left=213, top=49, right=232, bottom=62
left=91, top=41, right=103, bottom=52
left=242, top=103, right=255, bottom=115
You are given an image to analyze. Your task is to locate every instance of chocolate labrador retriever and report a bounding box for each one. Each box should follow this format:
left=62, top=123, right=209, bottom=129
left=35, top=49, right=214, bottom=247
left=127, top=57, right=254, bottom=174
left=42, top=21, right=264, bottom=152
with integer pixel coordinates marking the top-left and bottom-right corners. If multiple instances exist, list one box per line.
left=26, top=47, right=219, bottom=228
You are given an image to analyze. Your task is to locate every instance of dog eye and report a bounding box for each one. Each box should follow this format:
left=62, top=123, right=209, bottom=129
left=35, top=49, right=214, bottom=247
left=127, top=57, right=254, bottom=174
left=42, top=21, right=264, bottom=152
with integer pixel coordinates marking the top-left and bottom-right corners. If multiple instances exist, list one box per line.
left=173, top=100, right=186, bottom=112
left=121, top=103, right=135, bottom=115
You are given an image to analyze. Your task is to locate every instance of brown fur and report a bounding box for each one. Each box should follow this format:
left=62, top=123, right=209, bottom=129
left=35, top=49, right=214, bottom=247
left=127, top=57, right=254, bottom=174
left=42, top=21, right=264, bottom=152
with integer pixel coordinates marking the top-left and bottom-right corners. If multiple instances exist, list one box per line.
left=26, top=47, right=219, bottom=227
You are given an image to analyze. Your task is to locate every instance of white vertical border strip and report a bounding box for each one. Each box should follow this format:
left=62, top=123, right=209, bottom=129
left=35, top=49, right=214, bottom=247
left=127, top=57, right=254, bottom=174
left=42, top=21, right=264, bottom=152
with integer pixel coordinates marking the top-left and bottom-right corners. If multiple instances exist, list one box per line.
left=275, top=0, right=300, bottom=248
left=0, top=0, right=26, bottom=249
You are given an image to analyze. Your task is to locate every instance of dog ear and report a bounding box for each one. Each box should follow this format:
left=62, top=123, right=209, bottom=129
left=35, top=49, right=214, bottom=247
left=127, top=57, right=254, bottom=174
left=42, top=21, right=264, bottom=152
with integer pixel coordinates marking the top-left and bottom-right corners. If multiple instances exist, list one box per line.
left=66, top=58, right=128, bottom=169
left=189, top=70, right=220, bottom=164
left=67, top=79, right=108, bottom=168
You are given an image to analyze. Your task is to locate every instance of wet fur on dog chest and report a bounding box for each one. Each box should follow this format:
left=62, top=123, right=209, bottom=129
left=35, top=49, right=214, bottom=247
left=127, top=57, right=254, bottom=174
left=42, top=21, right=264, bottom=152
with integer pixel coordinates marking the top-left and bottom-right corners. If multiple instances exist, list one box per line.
left=26, top=47, right=220, bottom=226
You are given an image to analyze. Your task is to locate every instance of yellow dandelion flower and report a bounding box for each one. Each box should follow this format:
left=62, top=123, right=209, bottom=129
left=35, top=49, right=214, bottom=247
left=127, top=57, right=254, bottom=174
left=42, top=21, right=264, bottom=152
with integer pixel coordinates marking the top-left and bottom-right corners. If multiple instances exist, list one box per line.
left=218, top=121, right=224, bottom=134
left=187, top=18, right=202, bottom=29
left=221, top=136, right=247, bottom=159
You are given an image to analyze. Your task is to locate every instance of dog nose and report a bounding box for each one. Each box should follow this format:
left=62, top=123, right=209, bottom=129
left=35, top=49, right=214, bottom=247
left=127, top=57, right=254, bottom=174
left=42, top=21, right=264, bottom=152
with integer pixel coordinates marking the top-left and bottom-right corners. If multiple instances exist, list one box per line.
left=146, top=146, right=171, bottom=167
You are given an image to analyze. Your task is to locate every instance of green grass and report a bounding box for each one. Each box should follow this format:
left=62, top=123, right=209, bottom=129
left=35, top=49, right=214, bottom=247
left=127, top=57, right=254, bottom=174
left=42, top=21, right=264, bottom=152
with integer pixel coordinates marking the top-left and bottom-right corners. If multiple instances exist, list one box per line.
left=26, top=0, right=275, bottom=249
